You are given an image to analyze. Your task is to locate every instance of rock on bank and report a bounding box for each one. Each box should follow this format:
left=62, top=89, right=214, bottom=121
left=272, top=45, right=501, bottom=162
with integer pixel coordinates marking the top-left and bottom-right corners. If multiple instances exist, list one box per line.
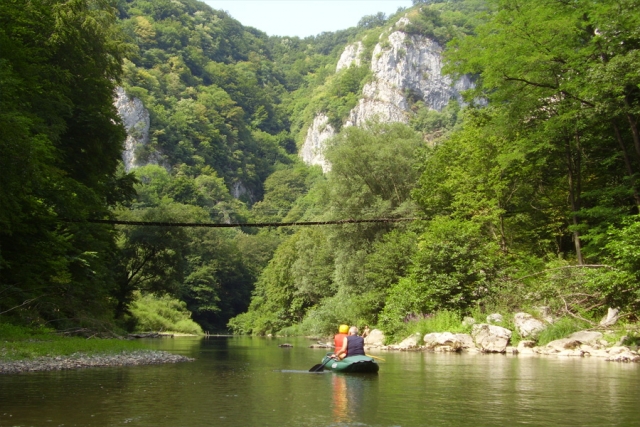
left=0, top=350, right=194, bottom=375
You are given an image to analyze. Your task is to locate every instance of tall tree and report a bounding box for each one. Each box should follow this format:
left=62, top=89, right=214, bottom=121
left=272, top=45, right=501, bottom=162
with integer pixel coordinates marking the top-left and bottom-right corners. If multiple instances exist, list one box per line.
left=0, top=0, right=133, bottom=326
left=445, top=0, right=640, bottom=263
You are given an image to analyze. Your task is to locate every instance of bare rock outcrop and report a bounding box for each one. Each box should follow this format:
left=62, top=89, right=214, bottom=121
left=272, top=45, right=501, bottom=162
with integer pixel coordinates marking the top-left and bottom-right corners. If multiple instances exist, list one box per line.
left=299, top=114, right=335, bottom=173
left=336, top=41, right=364, bottom=72
left=301, top=24, right=473, bottom=171
left=514, top=312, right=546, bottom=340
left=471, top=324, right=512, bottom=353
left=364, top=329, right=386, bottom=347
left=346, top=31, right=471, bottom=129
left=114, top=87, right=154, bottom=172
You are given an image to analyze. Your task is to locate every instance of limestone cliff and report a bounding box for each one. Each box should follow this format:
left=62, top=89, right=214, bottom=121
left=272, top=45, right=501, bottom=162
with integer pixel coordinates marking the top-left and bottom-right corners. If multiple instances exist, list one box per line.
left=300, top=114, right=335, bottom=173
left=300, top=18, right=473, bottom=171
left=336, top=41, right=364, bottom=72
left=114, top=87, right=161, bottom=172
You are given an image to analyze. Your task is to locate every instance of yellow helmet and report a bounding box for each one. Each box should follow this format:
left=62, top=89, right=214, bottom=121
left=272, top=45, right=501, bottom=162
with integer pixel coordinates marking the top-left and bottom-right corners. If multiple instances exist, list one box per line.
left=339, top=324, right=349, bottom=334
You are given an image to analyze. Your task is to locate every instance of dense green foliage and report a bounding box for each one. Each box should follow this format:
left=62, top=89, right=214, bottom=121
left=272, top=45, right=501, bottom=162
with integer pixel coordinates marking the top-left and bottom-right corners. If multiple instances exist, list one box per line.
left=229, top=123, right=426, bottom=335
left=128, top=292, right=203, bottom=334
left=232, top=0, right=640, bottom=339
left=0, top=0, right=136, bottom=328
left=4, top=0, right=640, bottom=343
left=117, top=0, right=294, bottom=201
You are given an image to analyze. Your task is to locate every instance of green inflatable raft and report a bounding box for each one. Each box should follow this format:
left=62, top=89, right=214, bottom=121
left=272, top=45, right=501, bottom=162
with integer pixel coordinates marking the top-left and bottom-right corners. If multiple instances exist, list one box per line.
left=320, top=353, right=379, bottom=373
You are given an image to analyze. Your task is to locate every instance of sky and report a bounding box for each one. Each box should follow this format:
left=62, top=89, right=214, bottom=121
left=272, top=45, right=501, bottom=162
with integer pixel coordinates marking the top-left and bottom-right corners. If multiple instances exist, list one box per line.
left=202, top=1, right=414, bottom=38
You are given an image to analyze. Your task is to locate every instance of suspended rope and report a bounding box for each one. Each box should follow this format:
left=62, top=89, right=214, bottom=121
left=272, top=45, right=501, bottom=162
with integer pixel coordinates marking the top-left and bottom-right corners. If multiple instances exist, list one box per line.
left=67, top=218, right=424, bottom=228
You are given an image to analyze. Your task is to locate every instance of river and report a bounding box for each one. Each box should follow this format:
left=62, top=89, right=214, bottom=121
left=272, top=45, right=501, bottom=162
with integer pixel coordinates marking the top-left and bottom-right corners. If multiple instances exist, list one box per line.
left=1, top=336, right=639, bottom=426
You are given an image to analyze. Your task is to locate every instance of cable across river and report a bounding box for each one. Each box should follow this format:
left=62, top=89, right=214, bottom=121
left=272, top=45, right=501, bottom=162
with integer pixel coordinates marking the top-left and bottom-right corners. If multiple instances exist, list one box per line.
left=68, top=217, right=424, bottom=228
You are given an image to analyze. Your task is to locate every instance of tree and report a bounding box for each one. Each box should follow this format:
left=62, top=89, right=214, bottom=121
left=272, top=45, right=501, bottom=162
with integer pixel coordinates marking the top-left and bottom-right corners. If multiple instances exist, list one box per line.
left=380, top=217, right=500, bottom=334
left=0, top=0, right=134, bottom=326
left=229, top=123, right=426, bottom=335
left=445, top=0, right=640, bottom=264
left=114, top=164, right=258, bottom=331
left=358, top=12, right=387, bottom=29
left=113, top=203, right=196, bottom=319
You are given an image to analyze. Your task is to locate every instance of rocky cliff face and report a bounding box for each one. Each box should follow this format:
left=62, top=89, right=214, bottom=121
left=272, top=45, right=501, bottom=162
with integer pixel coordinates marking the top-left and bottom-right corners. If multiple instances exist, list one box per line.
left=300, top=18, right=473, bottom=171
left=114, top=87, right=255, bottom=200
left=114, top=87, right=160, bottom=172
left=300, top=113, right=335, bottom=173
left=336, top=41, right=364, bottom=72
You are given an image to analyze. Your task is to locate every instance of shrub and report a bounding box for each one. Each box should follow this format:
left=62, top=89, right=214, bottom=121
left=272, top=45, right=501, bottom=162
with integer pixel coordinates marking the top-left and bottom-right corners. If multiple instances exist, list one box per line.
left=130, top=292, right=203, bottom=334
left=380, top=217, right=500, bottom=335
left=384, top=310, right=469, bottom=343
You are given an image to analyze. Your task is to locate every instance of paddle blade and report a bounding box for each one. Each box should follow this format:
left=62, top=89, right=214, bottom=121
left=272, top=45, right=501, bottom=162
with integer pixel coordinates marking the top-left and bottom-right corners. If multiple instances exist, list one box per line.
left=309, top=363, right=324, bottom=372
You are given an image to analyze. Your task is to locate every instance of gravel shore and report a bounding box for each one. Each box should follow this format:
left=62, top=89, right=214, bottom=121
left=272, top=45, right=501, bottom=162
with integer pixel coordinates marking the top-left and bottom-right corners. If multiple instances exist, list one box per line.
left=0, top=350, right=194, bottom=375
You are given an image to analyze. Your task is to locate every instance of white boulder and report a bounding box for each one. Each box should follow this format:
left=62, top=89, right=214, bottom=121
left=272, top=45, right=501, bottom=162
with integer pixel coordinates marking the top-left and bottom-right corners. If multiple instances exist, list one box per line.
left=364, top=329, right=385, bottom=347
left=396, top=332, right=423, bottom=350
left=471, top=324, right=512, bottom=353
left=423, top=332, right=466, bottom=352
left=567, top=331, right=604, bottom=344
left=514, top=312, right=546, bottom=339
left=606, top=346, right=640, bottom=362
left=517, top=340, right=537, bottom=355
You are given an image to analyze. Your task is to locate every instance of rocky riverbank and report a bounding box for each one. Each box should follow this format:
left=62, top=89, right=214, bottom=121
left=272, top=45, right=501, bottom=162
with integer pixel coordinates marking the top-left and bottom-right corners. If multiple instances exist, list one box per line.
left=360, top=311, right=640, bottom=363
left=0, top=350, right=194, bottom=375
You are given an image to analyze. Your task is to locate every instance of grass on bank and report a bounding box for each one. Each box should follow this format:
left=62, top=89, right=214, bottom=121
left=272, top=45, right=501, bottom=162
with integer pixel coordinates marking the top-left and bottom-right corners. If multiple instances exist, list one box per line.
left=0, top=293, right=207, bottom=362
left=0, top=323, right=149, bottom=362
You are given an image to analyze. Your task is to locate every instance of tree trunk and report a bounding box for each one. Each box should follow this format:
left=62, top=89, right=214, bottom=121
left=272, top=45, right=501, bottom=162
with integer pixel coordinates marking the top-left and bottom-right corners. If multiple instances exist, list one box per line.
left=567, top=134, right=584, bottom=264
left=624, top=107, right=640, bottom=162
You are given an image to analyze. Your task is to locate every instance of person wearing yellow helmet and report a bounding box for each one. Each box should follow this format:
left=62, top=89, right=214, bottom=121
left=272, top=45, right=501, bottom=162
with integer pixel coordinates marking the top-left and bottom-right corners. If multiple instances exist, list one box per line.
left=334, top=326, right=365, bottom=359
left=333, top=324, right=349, bottom=360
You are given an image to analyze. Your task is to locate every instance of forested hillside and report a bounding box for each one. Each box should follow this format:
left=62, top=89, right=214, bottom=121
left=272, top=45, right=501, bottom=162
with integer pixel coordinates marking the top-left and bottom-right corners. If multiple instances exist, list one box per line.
left=2, top=0, right=640, bottom=338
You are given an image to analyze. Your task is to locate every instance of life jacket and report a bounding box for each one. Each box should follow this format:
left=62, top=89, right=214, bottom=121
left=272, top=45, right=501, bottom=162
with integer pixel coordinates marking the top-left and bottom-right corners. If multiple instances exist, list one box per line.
left=334, top=333, right=347, bottom=353
left=345, top=335, right=365, bottom=356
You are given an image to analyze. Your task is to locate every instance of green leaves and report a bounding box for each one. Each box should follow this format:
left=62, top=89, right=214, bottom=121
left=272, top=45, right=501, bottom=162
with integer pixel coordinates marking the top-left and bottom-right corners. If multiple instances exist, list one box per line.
left=119, top=0, right=295, bottom=198
left=0, top=0, right=134, bottom=326
left=230, top=123, right=425, bottom=335
left=380, top=217, right=500, bottom=334
left=326, top=123, right=423, bottom=215
left=129, top=292, right=203, bottom=334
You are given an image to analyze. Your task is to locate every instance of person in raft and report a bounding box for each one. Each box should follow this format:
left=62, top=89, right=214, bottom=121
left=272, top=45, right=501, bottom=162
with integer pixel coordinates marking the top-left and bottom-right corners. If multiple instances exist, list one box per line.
left=333, top=326, right=365, bottom=359
left=333, top=324, right=349, bottom=360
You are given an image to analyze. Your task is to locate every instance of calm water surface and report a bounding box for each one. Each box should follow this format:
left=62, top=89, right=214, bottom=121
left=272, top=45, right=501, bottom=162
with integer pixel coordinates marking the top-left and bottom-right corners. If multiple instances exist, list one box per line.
left=1, top=336, right=639, bottom=427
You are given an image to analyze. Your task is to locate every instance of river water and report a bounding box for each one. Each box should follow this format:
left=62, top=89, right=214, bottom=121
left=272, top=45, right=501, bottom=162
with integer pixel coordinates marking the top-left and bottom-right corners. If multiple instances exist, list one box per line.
left=1, top=336, right=639, bottom=427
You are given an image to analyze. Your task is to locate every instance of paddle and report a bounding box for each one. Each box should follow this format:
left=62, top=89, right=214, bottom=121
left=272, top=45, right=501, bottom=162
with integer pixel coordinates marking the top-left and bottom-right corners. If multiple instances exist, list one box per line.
left=366, top=354, right=385, bottom=362
left=309, top=356, right=334, bottom=372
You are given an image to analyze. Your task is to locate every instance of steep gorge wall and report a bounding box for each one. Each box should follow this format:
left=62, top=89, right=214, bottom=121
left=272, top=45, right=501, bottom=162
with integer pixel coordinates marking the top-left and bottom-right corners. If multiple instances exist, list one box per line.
left=298, top=114, right=336, bottom=173
left=300, top=19, right=473, bottom=171
left=114, top=87, right=155, bottom=172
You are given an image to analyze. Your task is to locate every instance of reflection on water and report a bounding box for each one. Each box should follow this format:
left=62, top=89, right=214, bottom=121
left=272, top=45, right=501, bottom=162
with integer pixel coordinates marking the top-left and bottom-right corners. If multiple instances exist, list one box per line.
left=1, top=337, right=639, bottom=427
left=332, top=374, right=349, bottom=421
left=331, top=374, right=377, bottom=424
